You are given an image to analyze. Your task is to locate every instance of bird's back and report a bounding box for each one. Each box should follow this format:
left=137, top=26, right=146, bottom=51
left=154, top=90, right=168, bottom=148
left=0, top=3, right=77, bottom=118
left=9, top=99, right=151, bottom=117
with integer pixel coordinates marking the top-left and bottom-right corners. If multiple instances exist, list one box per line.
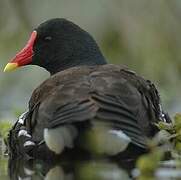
left=22, top=64, right=167, bottom=157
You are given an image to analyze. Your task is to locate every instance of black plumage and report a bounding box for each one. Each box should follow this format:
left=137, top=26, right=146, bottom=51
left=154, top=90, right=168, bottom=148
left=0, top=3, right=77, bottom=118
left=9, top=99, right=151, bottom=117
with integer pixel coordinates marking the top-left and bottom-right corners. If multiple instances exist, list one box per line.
left=6, top=18, right=170, bottom=159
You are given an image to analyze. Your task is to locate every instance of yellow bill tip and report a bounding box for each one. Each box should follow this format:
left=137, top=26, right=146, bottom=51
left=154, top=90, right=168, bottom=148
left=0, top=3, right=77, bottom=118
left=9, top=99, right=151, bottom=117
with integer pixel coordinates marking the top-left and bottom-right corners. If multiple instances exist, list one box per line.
left=4, top=63, right=18, bottom=72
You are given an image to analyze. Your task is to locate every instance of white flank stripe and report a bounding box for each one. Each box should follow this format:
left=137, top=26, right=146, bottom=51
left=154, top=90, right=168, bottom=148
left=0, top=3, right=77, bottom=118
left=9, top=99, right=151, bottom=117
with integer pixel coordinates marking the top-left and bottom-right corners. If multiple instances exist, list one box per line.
left=18, top=130, right=31, bottom=138
left=18, top=111, right=28, bottom=124
left=23, top=141, right=35, bottom=147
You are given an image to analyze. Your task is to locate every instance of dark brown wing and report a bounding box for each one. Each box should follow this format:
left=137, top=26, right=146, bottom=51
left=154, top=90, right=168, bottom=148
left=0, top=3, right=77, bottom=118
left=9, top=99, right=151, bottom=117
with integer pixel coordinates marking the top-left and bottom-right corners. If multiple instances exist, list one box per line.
left=27, top=64, right=168, bottom=149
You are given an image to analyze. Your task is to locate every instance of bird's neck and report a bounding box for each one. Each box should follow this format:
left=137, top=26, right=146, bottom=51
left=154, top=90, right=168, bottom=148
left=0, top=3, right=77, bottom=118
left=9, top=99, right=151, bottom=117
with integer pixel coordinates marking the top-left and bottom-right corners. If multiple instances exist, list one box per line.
left=47, top=50, right=107, bottom=75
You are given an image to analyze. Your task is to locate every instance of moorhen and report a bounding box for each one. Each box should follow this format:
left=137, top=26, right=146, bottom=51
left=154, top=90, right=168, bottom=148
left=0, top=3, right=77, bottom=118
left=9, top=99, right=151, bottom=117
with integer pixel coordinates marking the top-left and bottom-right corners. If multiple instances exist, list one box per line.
left=4, top=18, right=170, bottom=159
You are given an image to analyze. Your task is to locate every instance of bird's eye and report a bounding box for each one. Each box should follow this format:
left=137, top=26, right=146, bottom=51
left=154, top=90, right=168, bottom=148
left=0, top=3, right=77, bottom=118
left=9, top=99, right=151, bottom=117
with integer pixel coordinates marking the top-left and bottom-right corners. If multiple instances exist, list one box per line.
left=44, top=36, right=52, bottom=41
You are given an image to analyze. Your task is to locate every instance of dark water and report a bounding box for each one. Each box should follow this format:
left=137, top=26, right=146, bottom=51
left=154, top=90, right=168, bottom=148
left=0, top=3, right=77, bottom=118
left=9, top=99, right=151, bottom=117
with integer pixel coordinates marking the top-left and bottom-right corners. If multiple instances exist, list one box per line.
left=1, top=155, right=181, bottom=180
left=0, top=138, right=181, bottom=180
left=1, top=156, right=132, bottom=180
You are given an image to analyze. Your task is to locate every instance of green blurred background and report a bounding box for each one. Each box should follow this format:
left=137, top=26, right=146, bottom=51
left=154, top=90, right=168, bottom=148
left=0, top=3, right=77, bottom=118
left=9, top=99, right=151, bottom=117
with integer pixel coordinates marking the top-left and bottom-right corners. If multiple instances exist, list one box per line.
left=0, top=0, right=180, bottom=121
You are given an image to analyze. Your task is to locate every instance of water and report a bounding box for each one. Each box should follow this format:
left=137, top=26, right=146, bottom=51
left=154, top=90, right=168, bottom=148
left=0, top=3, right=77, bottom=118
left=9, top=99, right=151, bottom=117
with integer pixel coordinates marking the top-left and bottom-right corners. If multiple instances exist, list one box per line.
left=0, top=139, right=181, bottom=180
left=1, top=155, right=181, bottom=180
left=1, top=156, right=131, bottom=180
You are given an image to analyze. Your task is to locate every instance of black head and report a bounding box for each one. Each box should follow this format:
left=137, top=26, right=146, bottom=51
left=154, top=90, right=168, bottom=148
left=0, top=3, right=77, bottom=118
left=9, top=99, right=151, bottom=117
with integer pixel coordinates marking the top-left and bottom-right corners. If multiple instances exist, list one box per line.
left=4, top=18, right=107, bottom=75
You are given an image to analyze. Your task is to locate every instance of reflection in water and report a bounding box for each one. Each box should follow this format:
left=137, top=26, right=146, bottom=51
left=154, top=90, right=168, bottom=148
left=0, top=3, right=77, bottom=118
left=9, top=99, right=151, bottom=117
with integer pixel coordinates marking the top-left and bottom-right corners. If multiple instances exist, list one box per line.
left=8, top=158, right=132, bottom=180
left=0, top=155, right=180, bottom=179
